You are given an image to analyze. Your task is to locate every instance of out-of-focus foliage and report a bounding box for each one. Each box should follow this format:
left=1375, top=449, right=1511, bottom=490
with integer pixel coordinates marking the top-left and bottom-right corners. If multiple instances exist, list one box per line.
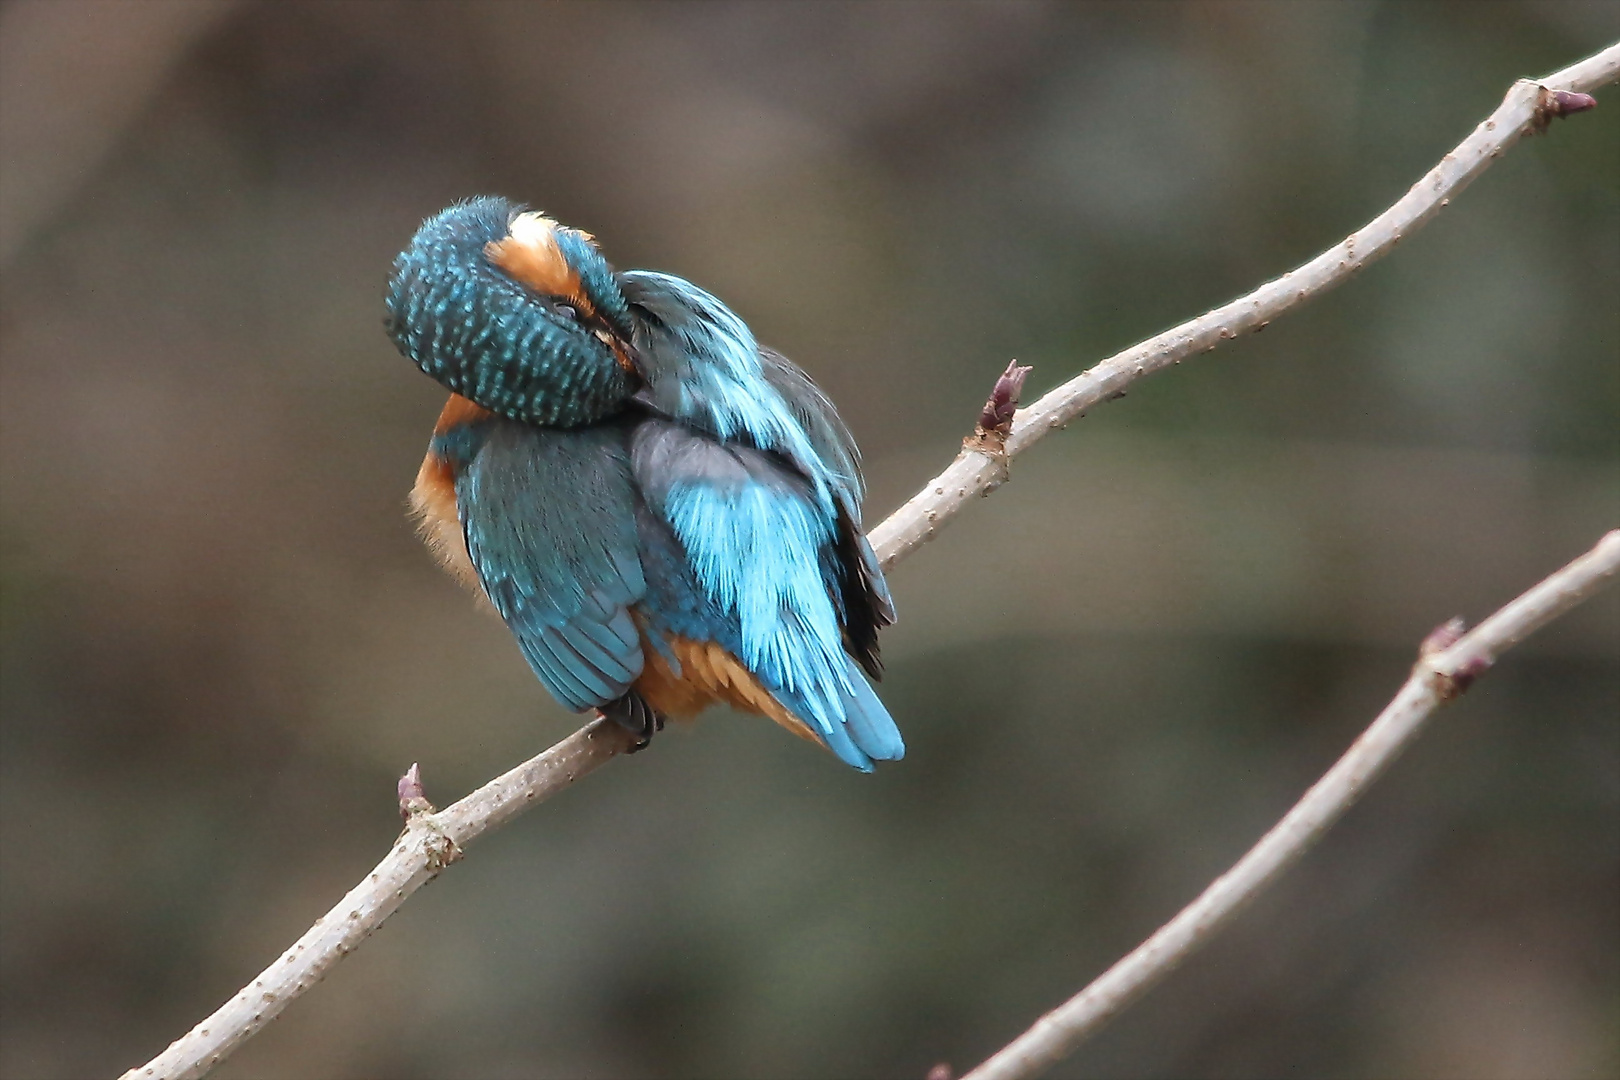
left=1, top=3, right=1616, bottom=1078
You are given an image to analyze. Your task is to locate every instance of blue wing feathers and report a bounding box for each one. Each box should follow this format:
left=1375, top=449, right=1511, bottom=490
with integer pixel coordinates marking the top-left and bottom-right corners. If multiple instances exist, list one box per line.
left=622, top=271, right=846, bottom=516
left=623, top=270, right=895, bottom=676
left=547, top=620, right=634, bottom=684
left=514, top=628, right=598, bottom=710
left=574, top=604, right=640, bottom=660
left=528, top=630, right=607, bottom=706
left=457, top=418, right=648, bottom=712
left=630, top=419, right=902, bottom=768
left=540, top=625, right=619, bottom=698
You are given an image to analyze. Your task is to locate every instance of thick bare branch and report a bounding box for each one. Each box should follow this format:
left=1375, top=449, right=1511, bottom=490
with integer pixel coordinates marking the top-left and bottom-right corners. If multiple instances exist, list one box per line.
left=120, top=42, right=1619, bottom=1080
left=959, top=531, right=1620, bottom=1080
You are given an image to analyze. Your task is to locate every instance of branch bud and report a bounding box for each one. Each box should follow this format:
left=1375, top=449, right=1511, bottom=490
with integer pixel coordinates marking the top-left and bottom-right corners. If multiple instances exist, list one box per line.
left=1549, top=89, right=1598, bottom=116
left=1531, top=87, right=1597, bottom=133
left=398, top=762, right=436, bottom=820
left=1419, top=617, right=1466, bottom=659
left=978, top=360, right=1033, bottom=436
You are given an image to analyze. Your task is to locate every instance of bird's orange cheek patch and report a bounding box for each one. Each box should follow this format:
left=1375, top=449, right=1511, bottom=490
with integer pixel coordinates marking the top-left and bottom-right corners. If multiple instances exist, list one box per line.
left=485, top=211, right=598, bottom=319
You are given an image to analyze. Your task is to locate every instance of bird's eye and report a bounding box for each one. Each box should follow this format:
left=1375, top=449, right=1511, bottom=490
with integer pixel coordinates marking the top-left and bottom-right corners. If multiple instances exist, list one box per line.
left=554, top=302, right=579, bottom=322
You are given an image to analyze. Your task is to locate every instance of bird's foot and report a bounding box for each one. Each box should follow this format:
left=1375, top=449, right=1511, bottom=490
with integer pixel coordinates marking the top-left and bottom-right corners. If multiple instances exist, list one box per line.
left=599, top=690, right=664, bottom=753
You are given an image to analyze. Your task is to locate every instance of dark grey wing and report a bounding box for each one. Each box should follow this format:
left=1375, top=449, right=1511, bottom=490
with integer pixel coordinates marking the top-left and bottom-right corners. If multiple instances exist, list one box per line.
left=760, top=347, right=896, bottom=671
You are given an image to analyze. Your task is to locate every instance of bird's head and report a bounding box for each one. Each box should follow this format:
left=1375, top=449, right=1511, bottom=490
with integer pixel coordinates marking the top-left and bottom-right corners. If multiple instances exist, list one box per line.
left=384, top=196, right=639, bottom=427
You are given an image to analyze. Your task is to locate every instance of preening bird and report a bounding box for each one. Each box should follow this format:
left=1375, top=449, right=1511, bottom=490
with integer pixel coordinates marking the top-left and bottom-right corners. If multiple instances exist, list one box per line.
left=383, top=197, right=902, bottom=771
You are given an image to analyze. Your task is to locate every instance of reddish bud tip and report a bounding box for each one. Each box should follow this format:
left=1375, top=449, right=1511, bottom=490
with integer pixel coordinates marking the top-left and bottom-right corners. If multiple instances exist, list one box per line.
left=1419, top=617, right=1466, bottom=658
left=925, top=1065, right=954, bottom=1080
left=1450, top=655, right=1493, bottom=693
left=1550, top=90, right=1597, bottom=116
left=398, top=762, right=434, bottom=820
left=398, top=762, right=424, bottom=803
left=978, top=360, right=1033, bottom=435
left=1533, top=88, right=1598, bottom=133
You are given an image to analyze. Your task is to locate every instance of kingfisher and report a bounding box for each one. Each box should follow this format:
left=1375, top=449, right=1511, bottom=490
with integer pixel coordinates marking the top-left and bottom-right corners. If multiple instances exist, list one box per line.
left=383, top=197, right=903, bottom=771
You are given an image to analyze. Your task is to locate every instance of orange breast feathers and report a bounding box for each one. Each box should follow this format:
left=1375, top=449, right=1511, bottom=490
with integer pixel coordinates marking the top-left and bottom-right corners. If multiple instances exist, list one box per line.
left=632, top=630, right=821, bottom=747
left=408, top=394, right=492, bottom=595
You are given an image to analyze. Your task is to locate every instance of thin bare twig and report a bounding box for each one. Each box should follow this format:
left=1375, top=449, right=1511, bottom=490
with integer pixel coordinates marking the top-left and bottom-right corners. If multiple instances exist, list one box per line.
left=959, top=531, right=1620, bottom=1080
left=869, top=42, right=1616, bottom=571
left=120, top=42, right=1619, bottom=1080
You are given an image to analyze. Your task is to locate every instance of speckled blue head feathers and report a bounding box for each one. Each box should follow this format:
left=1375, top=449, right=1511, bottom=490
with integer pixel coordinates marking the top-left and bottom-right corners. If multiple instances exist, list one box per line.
left=384, top=196, right=636, bottom=427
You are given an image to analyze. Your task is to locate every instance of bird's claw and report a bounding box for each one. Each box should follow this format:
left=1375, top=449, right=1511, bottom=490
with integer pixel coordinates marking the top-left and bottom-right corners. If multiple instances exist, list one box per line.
left=599, top=690, right=663, bottom=752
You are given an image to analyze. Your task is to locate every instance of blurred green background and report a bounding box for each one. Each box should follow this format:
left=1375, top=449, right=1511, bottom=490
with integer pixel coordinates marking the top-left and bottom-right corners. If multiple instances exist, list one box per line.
left=2, top=2, right=1616, bottom=1078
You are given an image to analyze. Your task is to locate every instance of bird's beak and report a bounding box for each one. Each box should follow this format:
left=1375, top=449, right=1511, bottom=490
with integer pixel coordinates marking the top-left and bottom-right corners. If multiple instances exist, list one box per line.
left=599, top=328, right=642, bottom=380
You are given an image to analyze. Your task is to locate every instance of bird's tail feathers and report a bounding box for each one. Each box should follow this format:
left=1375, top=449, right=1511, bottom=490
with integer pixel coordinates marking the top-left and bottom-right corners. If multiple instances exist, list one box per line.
left=778, top=660, right=904, bottom=773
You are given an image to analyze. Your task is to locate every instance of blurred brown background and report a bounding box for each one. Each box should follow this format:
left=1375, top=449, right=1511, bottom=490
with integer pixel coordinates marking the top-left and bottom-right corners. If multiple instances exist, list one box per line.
left=2, top=2, right=1617, bottom=1078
